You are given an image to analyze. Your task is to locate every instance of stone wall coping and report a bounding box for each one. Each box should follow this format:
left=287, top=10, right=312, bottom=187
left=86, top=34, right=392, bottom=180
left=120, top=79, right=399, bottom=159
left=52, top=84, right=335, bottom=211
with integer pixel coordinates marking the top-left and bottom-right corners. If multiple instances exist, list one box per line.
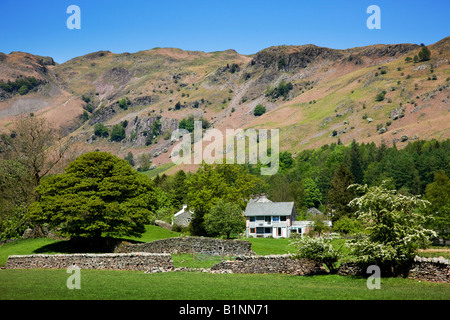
left=7, top=252, right=172, bottom=259
left=413, top=255, right=450, bottom=265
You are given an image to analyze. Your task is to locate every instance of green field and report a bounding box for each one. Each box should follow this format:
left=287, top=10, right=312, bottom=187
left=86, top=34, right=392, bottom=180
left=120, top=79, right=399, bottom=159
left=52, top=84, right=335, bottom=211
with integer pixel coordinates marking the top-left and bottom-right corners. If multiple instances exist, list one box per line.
left=1, top=226, right=449, bottom=300
left=1, top=269, right=449, bottom=300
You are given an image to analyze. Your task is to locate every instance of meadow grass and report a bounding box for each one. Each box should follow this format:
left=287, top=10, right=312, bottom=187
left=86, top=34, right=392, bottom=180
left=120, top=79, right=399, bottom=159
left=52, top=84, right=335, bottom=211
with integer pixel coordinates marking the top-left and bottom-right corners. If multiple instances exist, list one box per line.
left=1, top=227, right=449, bottom=301
left=140, top=162, right=176, bottom=179
left=0, top=269, right=448, bottom=300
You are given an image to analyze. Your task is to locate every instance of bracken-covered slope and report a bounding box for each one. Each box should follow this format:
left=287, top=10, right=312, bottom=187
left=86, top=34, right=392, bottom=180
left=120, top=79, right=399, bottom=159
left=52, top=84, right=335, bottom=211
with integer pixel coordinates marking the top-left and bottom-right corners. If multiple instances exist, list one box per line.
left=0, top=37, right=449, bottom=175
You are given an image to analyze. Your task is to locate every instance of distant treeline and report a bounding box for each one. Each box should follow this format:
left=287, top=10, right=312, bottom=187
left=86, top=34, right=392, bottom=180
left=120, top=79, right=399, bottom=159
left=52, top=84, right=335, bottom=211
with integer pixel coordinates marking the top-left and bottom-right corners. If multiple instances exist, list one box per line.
left=247, top=139, right=449, bottom=216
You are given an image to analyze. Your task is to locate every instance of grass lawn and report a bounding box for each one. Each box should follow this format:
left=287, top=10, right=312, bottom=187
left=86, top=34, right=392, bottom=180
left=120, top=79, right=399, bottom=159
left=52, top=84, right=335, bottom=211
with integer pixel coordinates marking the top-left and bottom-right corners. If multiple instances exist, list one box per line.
left=0, top=269, right=449, bottom=300
left=122, top=224, right=181, bottom=243
left=245, top=237, right=293, bottom=255
left=1, top=226, right=449, bottom=301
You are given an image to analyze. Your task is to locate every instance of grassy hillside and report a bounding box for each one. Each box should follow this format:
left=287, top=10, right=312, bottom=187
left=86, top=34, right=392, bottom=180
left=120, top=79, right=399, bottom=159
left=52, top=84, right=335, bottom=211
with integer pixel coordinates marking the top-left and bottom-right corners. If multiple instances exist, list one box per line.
left=0, top=38, right=449, bottom=178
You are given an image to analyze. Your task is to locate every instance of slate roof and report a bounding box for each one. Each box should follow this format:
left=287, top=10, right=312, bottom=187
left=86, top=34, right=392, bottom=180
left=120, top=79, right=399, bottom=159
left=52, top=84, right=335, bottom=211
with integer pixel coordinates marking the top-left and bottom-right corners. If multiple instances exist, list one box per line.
left=244, top=202, right=295, bottom=217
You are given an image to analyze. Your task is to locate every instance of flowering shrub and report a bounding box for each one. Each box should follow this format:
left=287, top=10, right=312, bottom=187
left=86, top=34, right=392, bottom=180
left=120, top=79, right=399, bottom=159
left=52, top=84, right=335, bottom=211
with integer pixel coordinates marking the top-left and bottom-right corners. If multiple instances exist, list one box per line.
left=347, top=182, right=437, bottom=275
left=290, top=236, right=343, bottom=273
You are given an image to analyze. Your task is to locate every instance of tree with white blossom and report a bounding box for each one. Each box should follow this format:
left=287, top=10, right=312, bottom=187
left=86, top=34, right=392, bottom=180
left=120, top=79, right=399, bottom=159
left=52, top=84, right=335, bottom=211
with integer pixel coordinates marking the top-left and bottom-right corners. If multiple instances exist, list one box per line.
left=347, top=182, right=436, bottom=275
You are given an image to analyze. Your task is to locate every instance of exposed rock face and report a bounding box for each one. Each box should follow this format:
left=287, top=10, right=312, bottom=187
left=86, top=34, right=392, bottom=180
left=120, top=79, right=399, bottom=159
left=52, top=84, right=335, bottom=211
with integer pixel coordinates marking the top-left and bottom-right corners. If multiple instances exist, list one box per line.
left=356, top=44, right=419, bottom=58
left=101, top=67, right=132, bottom=86
left=249, top=43, right=418, bottom=73
left=88, top=95, right=160, bottom=125
left=250, top=45, right=343, bottom=71
left=131, top=95, right=155, bottom=106
left=88, top=104, right=119, bottom=125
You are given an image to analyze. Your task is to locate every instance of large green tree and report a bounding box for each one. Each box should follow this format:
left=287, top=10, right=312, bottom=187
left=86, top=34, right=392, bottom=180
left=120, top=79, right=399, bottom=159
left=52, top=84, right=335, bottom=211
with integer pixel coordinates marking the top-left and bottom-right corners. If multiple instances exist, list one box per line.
left=303, top=178, right=322, bottom=208
left=204, top=200, right=245, bottom=238
left=27, top=152, right=159, bottom=239
left=186, top=163, right=263, bottom=236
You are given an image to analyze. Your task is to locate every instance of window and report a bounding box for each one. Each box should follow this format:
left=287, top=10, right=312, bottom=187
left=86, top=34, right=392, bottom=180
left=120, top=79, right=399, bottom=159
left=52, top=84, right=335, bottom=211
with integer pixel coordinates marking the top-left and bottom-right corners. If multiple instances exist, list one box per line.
left=256, top=216, right=264, bottom=221
left=265, top=216, right=271, bottom=224
left=272, top=216, right=280, bottom=222
left=250, top=217, right=255, bottom=222
left=280, top=216, right=287, bottom=222
left=250, top=228, right=256, bottom=234
left=265, top=227, right=271, bottom=234
left=256, top=227, right=264, bottom=234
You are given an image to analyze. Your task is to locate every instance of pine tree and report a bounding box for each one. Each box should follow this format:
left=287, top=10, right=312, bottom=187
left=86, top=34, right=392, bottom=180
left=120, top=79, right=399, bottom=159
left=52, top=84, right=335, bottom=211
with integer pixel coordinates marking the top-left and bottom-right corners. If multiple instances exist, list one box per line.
left=418, top=46, right=431, bottom=61
left=425, top=171, right=450, bottom=240
left=349, top=140, right=364, bottom=184
left=327, top=163, right=356, bottom=222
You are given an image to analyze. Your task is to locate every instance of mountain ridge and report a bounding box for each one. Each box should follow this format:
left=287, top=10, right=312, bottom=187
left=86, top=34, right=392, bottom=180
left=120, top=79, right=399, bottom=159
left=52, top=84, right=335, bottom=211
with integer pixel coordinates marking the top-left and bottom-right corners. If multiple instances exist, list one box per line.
left=0, top=37, right=449, bottom=175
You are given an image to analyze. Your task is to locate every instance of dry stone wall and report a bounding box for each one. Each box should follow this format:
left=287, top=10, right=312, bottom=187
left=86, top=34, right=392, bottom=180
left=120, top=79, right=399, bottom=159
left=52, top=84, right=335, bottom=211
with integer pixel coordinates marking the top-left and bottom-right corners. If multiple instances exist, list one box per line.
left=115, top=236, right=255, bottom=256
left=210, top=254, right=326, bottom=275
left=5, top=253, right=174, bottom=272
left=337, top=256, right=450, bottom=283
left=408, top=256, right=450, bottom=283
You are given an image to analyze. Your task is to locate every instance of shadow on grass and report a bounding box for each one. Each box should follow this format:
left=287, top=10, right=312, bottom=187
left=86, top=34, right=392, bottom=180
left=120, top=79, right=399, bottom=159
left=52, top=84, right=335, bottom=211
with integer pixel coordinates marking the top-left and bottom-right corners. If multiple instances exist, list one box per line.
left=33, top=237, right=143, bottom=254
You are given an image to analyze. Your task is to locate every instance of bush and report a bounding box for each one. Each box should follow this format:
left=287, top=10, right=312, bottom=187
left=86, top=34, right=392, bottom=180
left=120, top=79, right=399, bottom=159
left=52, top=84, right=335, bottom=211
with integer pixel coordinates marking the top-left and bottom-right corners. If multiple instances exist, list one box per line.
left=118, top=98, right=128, bottom=110
left=110, top=124, right=126, bottom=142
left=18, top=85, right=29, bottom=95
left=93, top=123, right=109, bottom=137
left=80, top=111, right=89, bottom=122
left=179, top=115, right=210, bottom=132
left=375, top=90, right=386, bottom=102
left=332, top=217, right=365, bottom=236
left=290, top=236, right=343, bottom=273
left=253, top=104, right=266, bottom=116
left=265, top=80, right=293, bottom=99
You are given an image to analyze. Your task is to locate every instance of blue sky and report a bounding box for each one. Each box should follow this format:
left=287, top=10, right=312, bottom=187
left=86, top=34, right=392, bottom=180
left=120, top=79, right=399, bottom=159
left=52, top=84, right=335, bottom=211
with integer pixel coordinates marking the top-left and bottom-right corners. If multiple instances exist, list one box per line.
left=0, top=0, right=448, bottom=63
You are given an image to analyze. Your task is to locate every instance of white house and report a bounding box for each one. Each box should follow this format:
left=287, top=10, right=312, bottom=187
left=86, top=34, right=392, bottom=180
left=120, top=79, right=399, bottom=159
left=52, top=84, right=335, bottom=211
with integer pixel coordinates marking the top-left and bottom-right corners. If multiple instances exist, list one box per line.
left=172, top=204, right=193, bottom=228
left=244, top=194, right=332, bottom=238
left=244, top=195, right=296, bottom=238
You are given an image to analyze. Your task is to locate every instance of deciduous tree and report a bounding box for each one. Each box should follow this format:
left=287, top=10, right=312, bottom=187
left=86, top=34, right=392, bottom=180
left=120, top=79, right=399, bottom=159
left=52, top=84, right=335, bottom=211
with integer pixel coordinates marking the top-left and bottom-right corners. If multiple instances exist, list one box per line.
left=27, top=152, right=158, bottom=239
left=204, top=200, right=245, bottom=238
